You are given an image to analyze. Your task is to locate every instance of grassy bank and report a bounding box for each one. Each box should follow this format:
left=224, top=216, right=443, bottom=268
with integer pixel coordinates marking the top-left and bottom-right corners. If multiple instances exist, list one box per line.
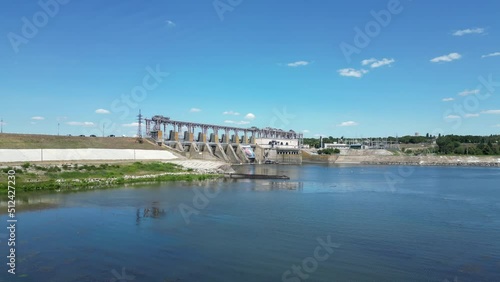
left=0, top=161, right=222, bottom=192
left=0, top=133, right=162, bottom=150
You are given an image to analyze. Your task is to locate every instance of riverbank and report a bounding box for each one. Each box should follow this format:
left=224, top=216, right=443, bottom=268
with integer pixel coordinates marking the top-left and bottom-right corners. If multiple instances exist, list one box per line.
left=335, top=154, right=500, bottom=166
left=301, top=149, right=500, bottom=167
left=0, top=133, right=160, bottom=150
left=0, top=161, right=224, bottom=192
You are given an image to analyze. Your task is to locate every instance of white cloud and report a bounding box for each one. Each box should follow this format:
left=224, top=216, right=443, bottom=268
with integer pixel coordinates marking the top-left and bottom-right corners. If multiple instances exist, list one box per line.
left=189, top=108, right=201, bottom=113
left=223, top=110, right=240, bottom=116
left=365, top=58, right=395, bottom=68
left=224, top=120, right=250, bottom=125
left=482, top=52, right=500, bottom=58
left=122, top=122, right=140, bottom=127
left=458, top=89, right=480, bottom=96
left=361, top=58, right=377, bottom=66
left=338, top=68, right=368, bottom=78
left=31, top=116, right=45, bottom=120
left=452, top=28, right=485, bottom=36
left=303, top=130, right=310, bottom=133
left=442, top=97, right=455, bottom=102
left=338, top=121, right=359, bottom=127
left=481, top=110, right=500, bottom=114
left=445, top=115, right=460, bottom=119
left=287, top=61, right=309, bottom=67
left=30, top=122, right=37, bottom=125
left=494, top=124, right=500, bottom=128
left=430, top=53, right=462, bottom=63
left=95, top=109, right=110, bottom=114
left=244, top=113, right=255, bottom=120
left=464, top=113, right=480, bottom=118
left=166, top=20, right=176, bottom=28
left=0, top=121, right=6, bottom=126
left=66, top=121, right=95, bottom=127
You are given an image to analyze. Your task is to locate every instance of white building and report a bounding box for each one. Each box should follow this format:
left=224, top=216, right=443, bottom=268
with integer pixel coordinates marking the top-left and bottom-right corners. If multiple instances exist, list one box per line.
left=256, top=138, right=300, bottom=148
left=323, top=143, right=349, bottom=150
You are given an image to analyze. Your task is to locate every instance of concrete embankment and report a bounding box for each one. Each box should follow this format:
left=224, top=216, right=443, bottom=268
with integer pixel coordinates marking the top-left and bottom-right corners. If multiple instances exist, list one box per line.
left=301, top=150, right=338, bottom=163
left=302, top=149, right=500, bottom=167
left=166, top=159, right=235, bottom=173
left=0, top=148, right=178, bottom=163
left=336, top=154, right=500, bottom=167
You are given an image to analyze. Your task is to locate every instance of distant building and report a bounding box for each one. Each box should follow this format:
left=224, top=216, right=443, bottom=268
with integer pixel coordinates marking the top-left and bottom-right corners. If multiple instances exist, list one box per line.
left=323, top=142, right=369, bottom=150
left=256, top=138, right=300, bottom=148
left=323, top=143, right=349, bottom=150
left=349, top=144, right=363, bottom=150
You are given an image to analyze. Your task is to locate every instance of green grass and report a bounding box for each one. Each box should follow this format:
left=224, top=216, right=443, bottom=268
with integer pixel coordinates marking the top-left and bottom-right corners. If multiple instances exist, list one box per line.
left=0, top=161, right=222, bottom=192
left=44, top=162, right=183, bottom=179
left=0, top=133, right=162, bottom=150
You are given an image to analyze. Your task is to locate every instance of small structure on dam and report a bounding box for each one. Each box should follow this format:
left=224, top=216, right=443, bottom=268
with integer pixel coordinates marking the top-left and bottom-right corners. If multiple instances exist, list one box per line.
left=144, top=115, right=303, bottom=164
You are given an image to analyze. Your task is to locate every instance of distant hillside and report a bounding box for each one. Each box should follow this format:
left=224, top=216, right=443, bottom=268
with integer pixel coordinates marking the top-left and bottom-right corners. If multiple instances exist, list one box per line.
left=0, top=133, right=163, bottom=150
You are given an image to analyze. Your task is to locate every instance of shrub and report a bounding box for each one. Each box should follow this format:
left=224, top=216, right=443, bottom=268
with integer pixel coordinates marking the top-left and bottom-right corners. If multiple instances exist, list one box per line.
left=2, top=167, right=14, bottom=173
left=318, top=148, right=340, bottom=155
left=47, top=166, right=61, bottom=173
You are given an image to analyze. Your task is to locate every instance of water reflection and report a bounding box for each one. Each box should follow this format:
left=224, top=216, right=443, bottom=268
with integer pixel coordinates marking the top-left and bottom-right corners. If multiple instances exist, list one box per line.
left=233, top=164, right=302, bottom=179
left=253, top=181, right=304, bottom=191
left=0, top=193, right=63, bottom=214
left=136, top=206, right=167, bottom=225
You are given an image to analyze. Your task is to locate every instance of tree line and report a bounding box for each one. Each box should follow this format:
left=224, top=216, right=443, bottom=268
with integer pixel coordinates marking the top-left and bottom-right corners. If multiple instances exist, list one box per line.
left=435, top=134, right=500, bottom=155
left=303, top=134, right=500, bottom=155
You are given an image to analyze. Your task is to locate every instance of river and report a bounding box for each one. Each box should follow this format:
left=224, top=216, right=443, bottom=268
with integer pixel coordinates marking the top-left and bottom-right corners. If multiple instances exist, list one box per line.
left=1, top=164, right=499, bottom=281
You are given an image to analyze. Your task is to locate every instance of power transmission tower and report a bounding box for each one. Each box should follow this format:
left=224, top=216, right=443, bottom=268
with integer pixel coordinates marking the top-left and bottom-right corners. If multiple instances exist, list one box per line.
left=137, top=110, right=143, bottom=138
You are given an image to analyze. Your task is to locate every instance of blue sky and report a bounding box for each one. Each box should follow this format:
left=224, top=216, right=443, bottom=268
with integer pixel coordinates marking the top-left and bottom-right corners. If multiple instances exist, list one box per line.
left=1, top=0, right=500, bottom=138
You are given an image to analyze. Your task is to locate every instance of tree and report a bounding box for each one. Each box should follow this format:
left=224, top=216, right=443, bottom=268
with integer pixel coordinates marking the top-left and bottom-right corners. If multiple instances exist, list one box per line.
left=317, top=148, right=340, bottom=155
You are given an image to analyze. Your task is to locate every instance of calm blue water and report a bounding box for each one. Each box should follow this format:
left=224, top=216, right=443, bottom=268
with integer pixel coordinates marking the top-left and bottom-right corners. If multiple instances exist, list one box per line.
left=1, top=165, right=500, bottom=282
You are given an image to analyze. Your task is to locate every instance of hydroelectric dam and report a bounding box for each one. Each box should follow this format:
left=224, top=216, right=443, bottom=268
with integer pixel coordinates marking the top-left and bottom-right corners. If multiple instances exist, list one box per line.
left=145, top=115, right=304, bottom=164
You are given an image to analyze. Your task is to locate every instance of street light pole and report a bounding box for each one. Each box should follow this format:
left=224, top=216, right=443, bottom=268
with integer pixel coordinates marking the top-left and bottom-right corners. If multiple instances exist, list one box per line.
left=58, top=123, right=60, bottom=136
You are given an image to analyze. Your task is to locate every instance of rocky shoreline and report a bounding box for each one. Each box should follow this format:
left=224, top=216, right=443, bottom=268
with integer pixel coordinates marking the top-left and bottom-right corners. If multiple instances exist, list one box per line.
left=334, top=154, right=500, bottom=167
left=361, top=161, right=500, bottom=167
